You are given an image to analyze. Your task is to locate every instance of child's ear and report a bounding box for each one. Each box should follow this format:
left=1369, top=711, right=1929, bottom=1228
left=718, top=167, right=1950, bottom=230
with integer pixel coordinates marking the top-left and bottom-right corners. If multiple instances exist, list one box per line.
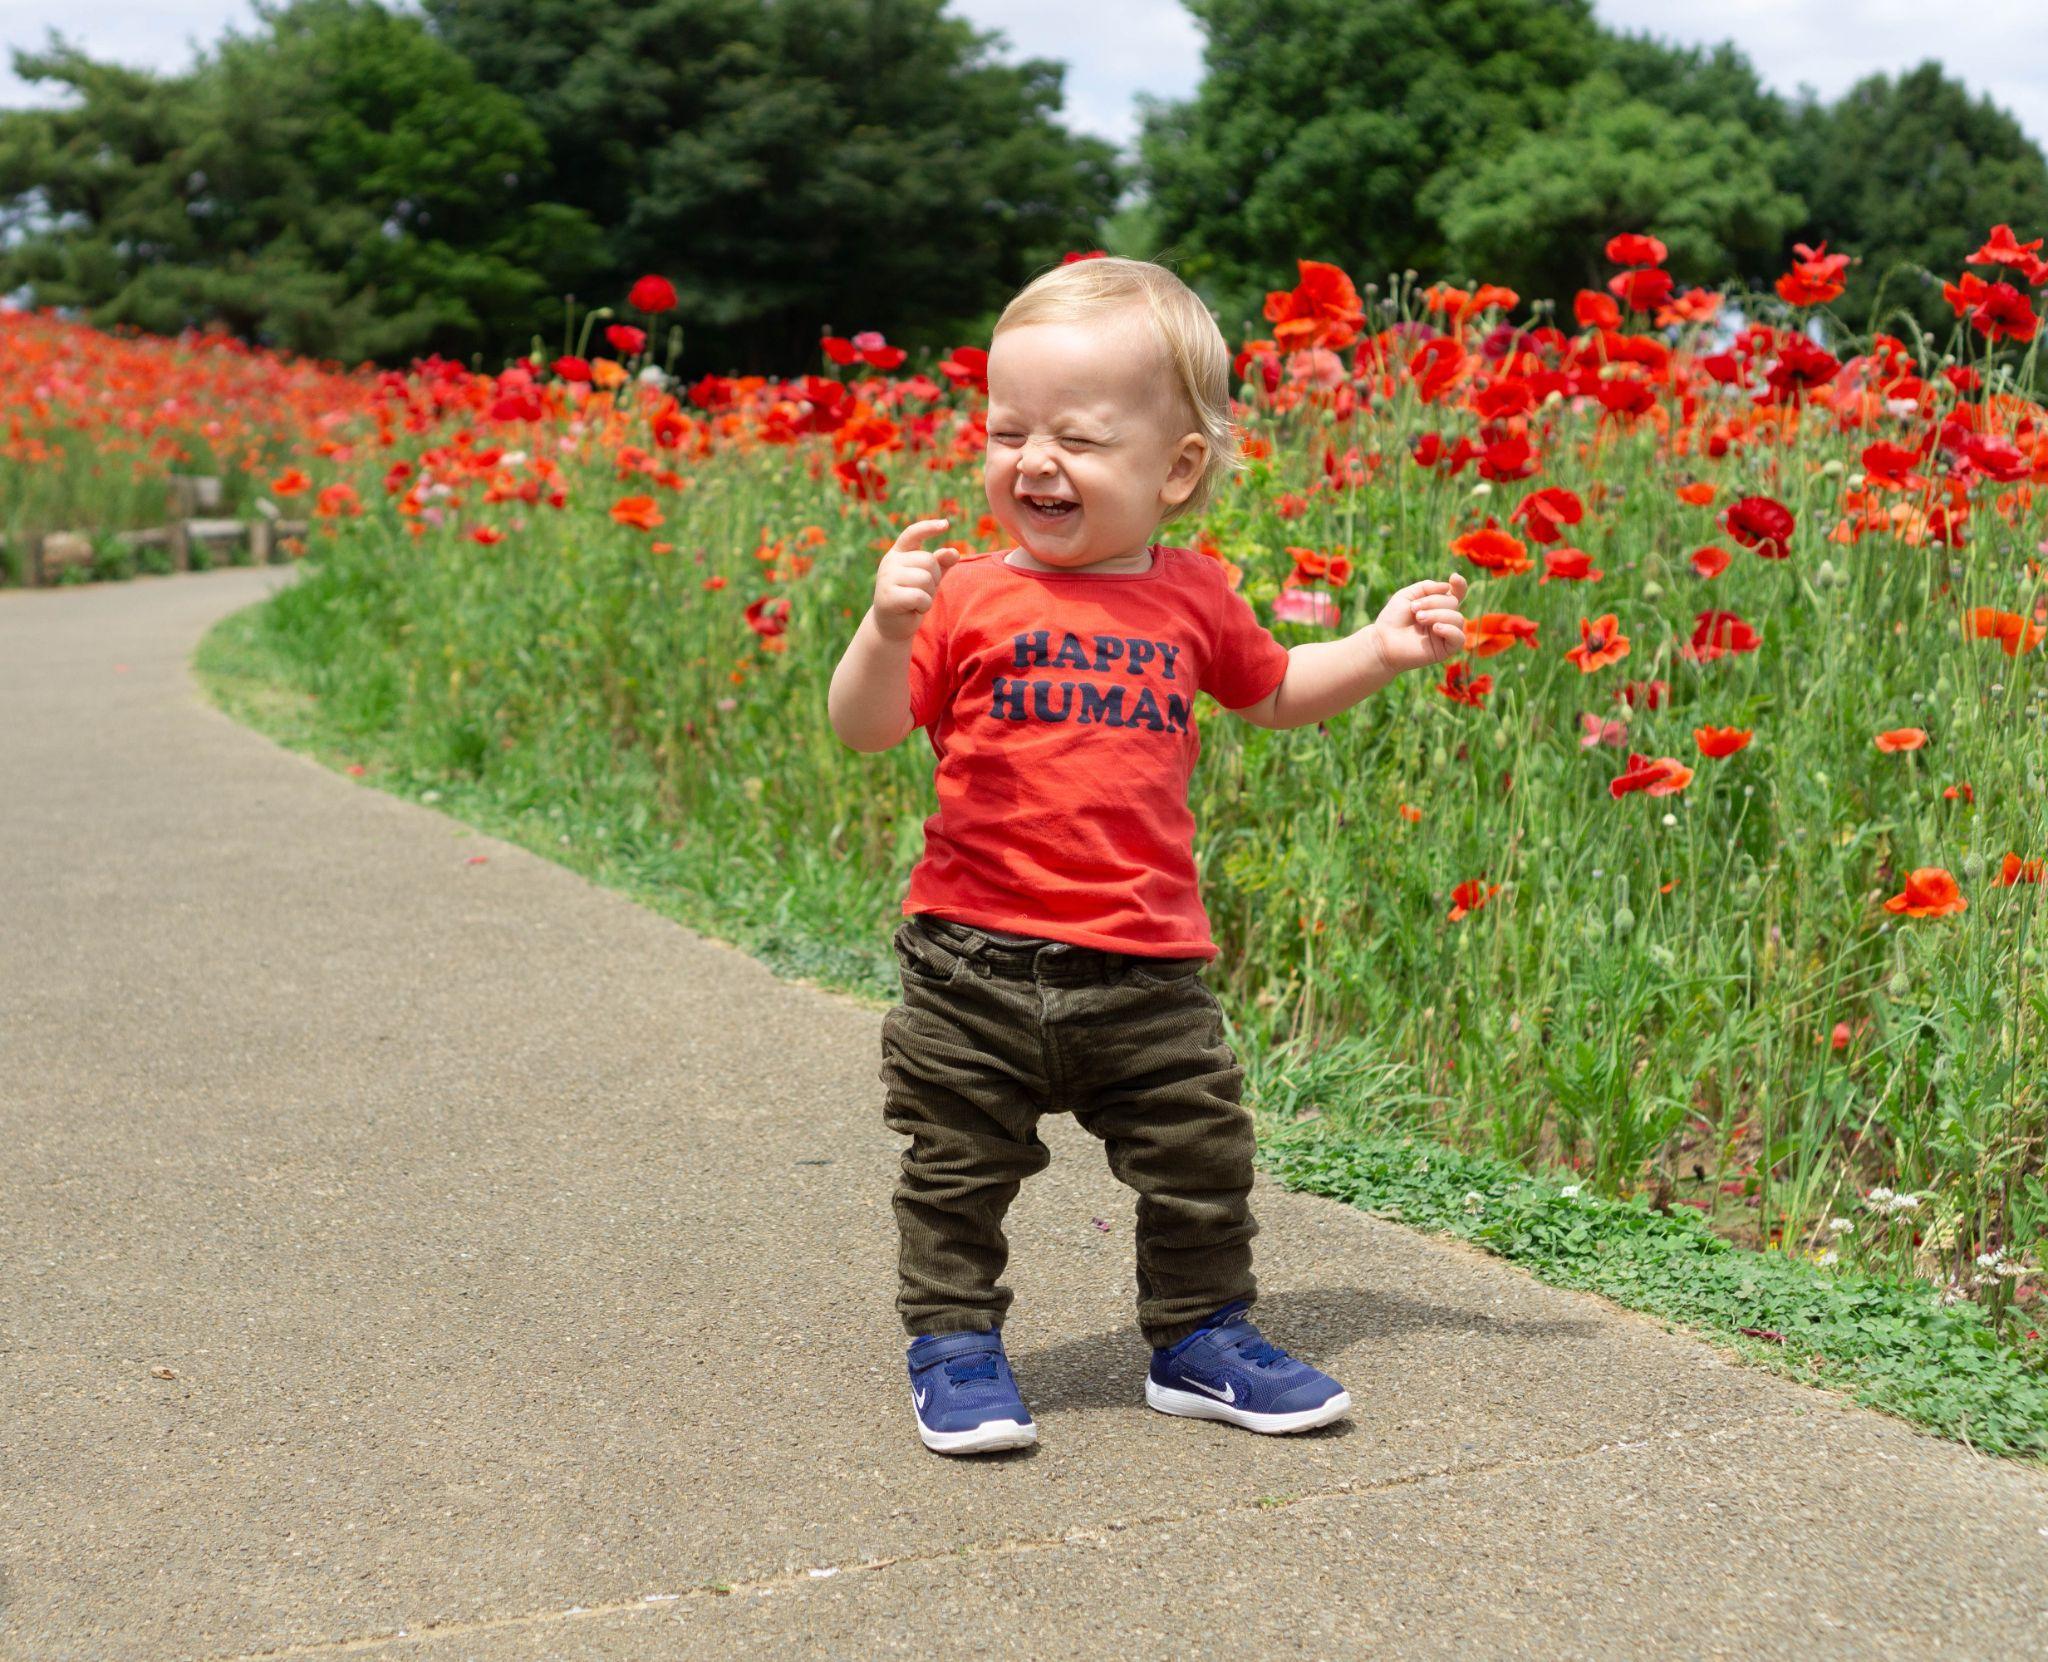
left=1159, top=432, right=1207, bottom=509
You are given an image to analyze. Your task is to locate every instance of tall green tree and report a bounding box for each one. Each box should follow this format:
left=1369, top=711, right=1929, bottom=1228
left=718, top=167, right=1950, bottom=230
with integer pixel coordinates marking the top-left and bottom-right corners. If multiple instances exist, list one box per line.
left=0, top=0, right=593, bottom=365
left=1136, top=0, right=1607, bottom=332
left=1436, top=72, right=1805, bottom=305
left=420, top=0, right=1123, bottom=371
left=1781, top=63, right=2048, bottom=338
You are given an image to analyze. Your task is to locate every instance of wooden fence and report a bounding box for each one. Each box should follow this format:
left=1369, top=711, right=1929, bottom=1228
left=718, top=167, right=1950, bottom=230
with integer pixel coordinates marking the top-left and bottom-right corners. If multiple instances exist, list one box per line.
left=1, top=475, right=312, bottom=588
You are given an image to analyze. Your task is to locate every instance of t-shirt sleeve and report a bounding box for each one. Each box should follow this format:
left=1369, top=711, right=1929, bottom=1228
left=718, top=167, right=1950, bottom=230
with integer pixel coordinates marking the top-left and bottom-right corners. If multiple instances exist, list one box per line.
left=1201, top=565, right=1292, bottom=710
left=905, top=581, right=953, bottom=731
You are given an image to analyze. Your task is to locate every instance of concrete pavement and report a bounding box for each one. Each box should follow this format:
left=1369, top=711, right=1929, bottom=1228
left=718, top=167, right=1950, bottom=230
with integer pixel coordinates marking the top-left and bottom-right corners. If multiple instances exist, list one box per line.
left=5, top=565, right=2047, bottom=1660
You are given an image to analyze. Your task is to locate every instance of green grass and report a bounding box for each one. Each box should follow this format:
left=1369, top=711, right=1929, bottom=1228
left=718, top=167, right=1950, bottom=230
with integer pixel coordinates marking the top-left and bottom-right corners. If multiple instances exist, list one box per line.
left=194, top=581, right=2048, bottom=1463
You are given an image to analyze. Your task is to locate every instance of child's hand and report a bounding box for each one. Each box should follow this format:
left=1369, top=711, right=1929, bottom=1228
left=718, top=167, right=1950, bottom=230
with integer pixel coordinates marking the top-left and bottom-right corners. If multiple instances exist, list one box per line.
left=1368, top=574, right=1468, bottom=674
left=872, top=517, right=963, bottom=644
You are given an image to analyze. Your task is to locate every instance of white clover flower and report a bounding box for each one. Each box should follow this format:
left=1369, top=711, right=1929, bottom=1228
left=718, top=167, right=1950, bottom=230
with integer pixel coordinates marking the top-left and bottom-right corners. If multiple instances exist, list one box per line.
left=1661, top=812, right=1677, bottom=826
left=638, top=364, right=670, bottom=387
left=1863, top=1186, right=1895, bottom=1208
left=1470, top=482, right=1493, bottom=497
left=1462, top=1191, right=1486, bottom=1211
left=1560, top=1183, right=1582, bottom=1198
left=1978, top=1249, right=2006, bottom=1270
left=1828, top=1217, right=1852, bottom=1235
left=1818, top=1249, right=1839, bottom=1266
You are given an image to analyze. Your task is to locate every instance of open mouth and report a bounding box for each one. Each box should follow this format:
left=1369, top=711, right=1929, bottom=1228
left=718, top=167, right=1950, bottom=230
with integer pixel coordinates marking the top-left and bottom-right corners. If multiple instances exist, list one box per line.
left=1019, top=492, right=1079, bottom=523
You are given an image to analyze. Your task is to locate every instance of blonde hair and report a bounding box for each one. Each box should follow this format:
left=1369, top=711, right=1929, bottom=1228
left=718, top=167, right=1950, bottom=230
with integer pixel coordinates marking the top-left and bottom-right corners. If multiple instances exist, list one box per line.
left=991, top=256, right=1241, bottom=526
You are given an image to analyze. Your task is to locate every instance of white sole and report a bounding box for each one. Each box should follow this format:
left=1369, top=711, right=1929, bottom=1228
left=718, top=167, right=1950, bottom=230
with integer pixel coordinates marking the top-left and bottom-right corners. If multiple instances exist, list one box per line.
left=913, top=1391, right=1038, bottom=1454
left=1146, top=1377, right=1352, bottom=1434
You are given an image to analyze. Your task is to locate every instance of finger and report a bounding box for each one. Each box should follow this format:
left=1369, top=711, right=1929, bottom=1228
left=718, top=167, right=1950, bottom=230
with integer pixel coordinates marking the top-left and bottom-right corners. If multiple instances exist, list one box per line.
left=892, top=517, right=951, bottom=548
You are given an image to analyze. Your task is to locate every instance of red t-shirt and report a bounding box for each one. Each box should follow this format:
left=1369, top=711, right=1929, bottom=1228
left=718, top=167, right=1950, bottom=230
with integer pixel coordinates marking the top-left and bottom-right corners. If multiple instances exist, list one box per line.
left=901, top=541, right=1292, bottom=961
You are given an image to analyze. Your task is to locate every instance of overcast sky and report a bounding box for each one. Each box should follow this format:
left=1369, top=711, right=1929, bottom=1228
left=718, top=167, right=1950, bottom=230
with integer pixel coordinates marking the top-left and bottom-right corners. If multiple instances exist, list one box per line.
left=3, top=1, right=2044, bottom=153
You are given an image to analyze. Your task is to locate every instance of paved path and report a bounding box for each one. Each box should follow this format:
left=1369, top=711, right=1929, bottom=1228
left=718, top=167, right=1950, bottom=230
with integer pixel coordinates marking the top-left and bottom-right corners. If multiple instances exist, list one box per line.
left=5, top=565, right=2047, bottom=1660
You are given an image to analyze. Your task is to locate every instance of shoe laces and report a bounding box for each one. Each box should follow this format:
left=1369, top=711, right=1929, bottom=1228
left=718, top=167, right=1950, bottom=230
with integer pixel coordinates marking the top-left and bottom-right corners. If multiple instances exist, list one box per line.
left=943, top=1352, right=1000, bottom=1386
left=1223, top=1329, right=1288, bottom=1368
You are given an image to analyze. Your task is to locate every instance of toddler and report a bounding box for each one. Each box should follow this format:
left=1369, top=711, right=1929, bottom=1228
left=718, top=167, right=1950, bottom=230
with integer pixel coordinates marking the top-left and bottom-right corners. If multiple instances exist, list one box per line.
left=827, top=256, right=1466, bottom=1455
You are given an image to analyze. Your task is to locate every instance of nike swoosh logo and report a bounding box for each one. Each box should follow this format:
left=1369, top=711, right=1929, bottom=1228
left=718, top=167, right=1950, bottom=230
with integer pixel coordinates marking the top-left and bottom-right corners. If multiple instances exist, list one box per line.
left=915, top=1387, right=929, bottom=1409
left=1184, top=1375, right=1235, bottom=1403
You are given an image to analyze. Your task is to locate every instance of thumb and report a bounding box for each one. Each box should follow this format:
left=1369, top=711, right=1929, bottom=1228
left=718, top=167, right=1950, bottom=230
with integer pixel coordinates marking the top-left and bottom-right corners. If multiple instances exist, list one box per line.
left=935, top=546, right=963, bottom=571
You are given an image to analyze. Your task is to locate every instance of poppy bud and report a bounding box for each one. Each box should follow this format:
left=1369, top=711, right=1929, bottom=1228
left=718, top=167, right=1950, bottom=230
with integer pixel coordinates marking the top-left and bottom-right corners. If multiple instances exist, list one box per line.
left=1963, top=851, right=1986, bottom=879
left=1613, top=906, right=1636, bottom=937
left=1887, top=971, right=1911, bottom=999
left=1642, top=580, right=1663, bottom=600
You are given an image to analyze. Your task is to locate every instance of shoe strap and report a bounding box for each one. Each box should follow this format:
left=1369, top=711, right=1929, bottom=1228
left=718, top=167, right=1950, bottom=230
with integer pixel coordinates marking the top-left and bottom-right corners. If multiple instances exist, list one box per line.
left=908, top=1330, right=1003, bottom=1369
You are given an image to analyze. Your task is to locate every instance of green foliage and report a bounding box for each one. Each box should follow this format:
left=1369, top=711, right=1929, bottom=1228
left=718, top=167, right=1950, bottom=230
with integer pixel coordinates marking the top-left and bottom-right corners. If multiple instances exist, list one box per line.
left=1255, top=1129, right=2048, bottom=1460
left=0, top=0, right=593, bottom=365
left=1436, top=72, right=1805, bottom=300
left=1138, top=0, right=1604, bottom=330
left=1782, top=63, right=2048, bottom=337
left=420, top=0, right=1123, bottom=370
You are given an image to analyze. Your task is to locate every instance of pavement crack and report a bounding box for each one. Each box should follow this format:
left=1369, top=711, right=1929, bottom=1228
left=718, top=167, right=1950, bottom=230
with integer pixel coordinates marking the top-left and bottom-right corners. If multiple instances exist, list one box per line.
left=196, top=1413, right=1787, bottom=1659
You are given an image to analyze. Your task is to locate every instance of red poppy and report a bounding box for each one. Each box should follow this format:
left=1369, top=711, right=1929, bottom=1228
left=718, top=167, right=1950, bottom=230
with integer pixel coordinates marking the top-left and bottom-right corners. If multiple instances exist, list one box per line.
left=1451, top=524, right=1532, bottom=576
left=1883, top=868, right=1966, bottom=918
left=1061, top=250, right=1109, bottom=263
left=938, top=346, right=989, bottom=394
left=1967, top=224, right=2047, bottom=280
left=1464, top=613, right=1540, bottom=657
left=628, top=274, right=679, bottom=313
left=1565, top=613, right=1630, bottom=673
left=1608, top=267, right=1675, bottom=312
left=1606, top=233, right=1669, bottom=267
left=1685, top=610, right=1762, bottom=661
left=1874, top=727, right=1928, bottom=752
left=1719, top=495, right=1795, bottom=558
left=1675, top=482, right=1715, bottom=506
left=1992, top=853, right=2045, bottom=886
left=744, top=595, right=791, bottom=639
left=1574, top=290, right=1621, bottom=330
left=1774, top=242, right=1852, bottom=306
left=604, top=324, right=647, bottom=355
left=1610, top=752, right=1694, bottom=799
left=1437, top=660, right=1494, bottom=706
left=1694, top=725, right=1752, bottom=758
left=1264, top=259, right=1366, bottom=352
left=552, top=355, right=592, bottom=383
left=1448, top=878, right=1501, bottom=922
left=1616, top=678, right=1670, bottom=710
left=1510, top=486, right=1584, bottom=545
left=1689, top=546, right=1732, bottom=580
left=1539, top=546, right=1603, bottom=584
left=1941, top=272, right=2039, bottom=342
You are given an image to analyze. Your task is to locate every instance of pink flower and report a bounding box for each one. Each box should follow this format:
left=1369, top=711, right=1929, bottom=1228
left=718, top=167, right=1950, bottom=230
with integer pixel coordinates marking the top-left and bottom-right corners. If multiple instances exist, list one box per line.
left=1273, top=589, right=1339, bottom=627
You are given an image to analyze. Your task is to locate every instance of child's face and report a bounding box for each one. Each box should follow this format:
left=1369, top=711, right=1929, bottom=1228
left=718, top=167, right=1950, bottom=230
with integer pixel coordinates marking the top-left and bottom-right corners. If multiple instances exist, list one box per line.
left=983, top=308, right=1207, bottom=571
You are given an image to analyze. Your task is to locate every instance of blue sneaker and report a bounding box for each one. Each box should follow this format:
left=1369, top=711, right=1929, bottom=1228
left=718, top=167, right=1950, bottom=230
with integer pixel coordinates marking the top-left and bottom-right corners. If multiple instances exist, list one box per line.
left=1146, top=1301, right=1351, bottom=1434
left=906, top=1329, right=1037, bottom=1454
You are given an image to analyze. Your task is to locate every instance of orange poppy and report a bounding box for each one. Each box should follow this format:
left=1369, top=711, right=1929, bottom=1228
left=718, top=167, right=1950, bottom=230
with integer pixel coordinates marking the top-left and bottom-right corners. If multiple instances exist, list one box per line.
left=1565, top=614, right=1630, bottom=672
left=611, top=495, right=664, bottom=530
left=1874, top=727, right=1928, bottom=752
left=1694, top=726, right=1752, bottom=758
left=1967, top=607, right=2046, bottom=656
left=1451, top=525, right=1532, bottom=576
left=1464, top=613, right=1540, bottom=657
left=1883, top=868, right=1967, bottom=917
